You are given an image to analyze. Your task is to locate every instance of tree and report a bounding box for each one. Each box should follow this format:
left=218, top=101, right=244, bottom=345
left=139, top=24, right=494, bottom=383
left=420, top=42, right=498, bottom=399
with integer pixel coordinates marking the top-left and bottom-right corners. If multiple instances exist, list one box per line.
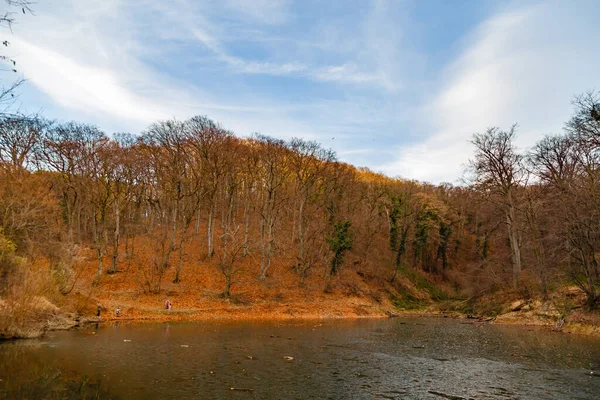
left=287, top=138, right=334, bottom=281
left=566, top=91, right=600, bottom=144
left=530, top=124, right=600, bottom=308
left=388, top=191, right=414, bottom=282
left=186, top=116, right=230, bottom=259
left=354, top=169, right=388, bottom=265
left=255, top=135, right=288, bottom=279
left=138, top=120, right=189, bottom=292
left=470, top=126, right=525, bottom=288
left=1, top=1, right=33, bottom=115
left=325, top=220, right=352, bottom=291
left=0, top=115, right=43, bottom=172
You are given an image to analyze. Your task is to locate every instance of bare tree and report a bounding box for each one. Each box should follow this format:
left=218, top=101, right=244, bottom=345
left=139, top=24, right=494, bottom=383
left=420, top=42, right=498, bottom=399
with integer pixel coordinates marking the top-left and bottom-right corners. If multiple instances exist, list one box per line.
left=0, top=1, right=34, bottom=115
left=255, top=135, right=288, bottom=279
left=0, top=115, right=43, bottom=172
left=186, top=116, right=230, bottom=259
left=470, top=125, right=525, bottom=288
left=287, top=138, right=334, bottom=278
left=530, top=129, right=600, bottom=308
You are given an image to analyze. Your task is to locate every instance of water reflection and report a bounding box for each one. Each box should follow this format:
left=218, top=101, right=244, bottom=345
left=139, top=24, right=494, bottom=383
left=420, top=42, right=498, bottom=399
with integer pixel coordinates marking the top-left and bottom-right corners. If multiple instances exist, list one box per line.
left=1, top=318, right=599, bottom=399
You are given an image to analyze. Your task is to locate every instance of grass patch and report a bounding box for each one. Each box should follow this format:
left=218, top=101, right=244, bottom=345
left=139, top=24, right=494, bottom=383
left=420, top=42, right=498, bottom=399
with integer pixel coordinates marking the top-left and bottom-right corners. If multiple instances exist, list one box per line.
left=437, top=297, right=504, bottom=317
left=392, top=287, right=426, bottom=310
left=397, top=267, right=450, bottom=301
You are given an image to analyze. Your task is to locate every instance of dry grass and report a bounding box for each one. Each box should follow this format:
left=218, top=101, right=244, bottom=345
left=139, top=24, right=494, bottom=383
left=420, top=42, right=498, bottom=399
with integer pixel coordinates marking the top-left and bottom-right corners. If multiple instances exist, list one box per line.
left=58, top=234, right=399, bottom=324
left=0, top=262, right=63, bottom=339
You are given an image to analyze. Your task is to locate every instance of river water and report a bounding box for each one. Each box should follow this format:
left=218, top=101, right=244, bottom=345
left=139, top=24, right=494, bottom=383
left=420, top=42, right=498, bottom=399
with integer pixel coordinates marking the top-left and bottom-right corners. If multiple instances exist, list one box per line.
left=1, top=317, right=599, bottom=399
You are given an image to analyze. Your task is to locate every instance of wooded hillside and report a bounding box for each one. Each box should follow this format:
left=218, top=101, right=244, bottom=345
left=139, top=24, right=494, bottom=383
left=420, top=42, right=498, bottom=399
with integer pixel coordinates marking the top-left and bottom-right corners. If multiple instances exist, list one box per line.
left=1, top=91, right=599, bottom=336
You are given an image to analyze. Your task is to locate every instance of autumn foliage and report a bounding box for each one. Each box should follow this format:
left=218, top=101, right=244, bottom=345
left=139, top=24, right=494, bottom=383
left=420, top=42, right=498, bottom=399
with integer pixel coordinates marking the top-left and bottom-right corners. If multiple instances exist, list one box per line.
left=0, top=91, right=599, bottom=332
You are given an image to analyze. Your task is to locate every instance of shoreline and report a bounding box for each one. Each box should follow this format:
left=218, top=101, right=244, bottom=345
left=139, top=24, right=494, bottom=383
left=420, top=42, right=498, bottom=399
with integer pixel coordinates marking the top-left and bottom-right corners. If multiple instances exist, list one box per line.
left=77, top=307, right=600, bottom=339
left=3, top=301, right=599, bottom=340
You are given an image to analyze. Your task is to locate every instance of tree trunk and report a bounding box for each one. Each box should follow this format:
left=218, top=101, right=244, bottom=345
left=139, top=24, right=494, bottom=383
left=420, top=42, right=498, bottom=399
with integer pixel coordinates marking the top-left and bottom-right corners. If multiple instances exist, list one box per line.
left=207, top=209, right=214, bottom=258
left=223, top=273, right=231, bottom=298
left=109, top=198, right=120, bottom=274
left=296, top=198, right=305, bottom=271
left=93, top=217, right=104, bottom=285
left=173, top=231, right=185, bottom=283
left=243, top=199, right=250, bottom=257
left=506, top=190, right=522, bottom=288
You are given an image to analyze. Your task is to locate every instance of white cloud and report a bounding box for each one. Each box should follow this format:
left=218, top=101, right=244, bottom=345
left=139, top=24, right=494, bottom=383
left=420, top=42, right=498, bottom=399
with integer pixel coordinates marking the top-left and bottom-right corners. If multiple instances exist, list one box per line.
left=191, top=26, right=396, bottom=84
left=380, top=1, right=600, bottom=183
left=13, top=31, right=319, bottom=137
left=12, top=0, right=598, bottom=185
left=314, top=64, right=383, bottom=85
left=192, top=27, right=306, bottom=75
left=7, top=0, right=321, bottom=135
left=13, top=38, right=170, bottom=124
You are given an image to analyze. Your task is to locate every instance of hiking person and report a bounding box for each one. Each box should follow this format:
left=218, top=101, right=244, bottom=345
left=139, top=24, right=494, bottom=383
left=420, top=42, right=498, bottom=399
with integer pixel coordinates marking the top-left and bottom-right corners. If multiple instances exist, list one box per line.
left=96, top=303, right=102, bottom=317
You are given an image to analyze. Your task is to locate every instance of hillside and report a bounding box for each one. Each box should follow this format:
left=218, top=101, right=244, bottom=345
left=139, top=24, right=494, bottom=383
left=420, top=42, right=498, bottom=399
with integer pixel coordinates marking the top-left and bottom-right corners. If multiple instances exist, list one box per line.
left=2, top=92, right=600, bottom=338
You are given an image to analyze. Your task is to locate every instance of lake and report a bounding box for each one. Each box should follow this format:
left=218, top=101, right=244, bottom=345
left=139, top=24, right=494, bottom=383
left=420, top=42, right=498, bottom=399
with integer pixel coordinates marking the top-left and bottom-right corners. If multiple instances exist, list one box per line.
left=1, top=317, right=599, bottom=399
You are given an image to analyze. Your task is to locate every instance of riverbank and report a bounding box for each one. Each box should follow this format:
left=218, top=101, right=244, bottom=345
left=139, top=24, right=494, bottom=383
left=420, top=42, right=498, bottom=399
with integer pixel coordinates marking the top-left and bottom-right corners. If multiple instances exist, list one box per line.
left=2, top=262, right=599, bottom=340
left=1, top=293, right=395, bottom=339
left=3, top=301, right=599, bottom=340
left=429, top=289, right=600, bottom=338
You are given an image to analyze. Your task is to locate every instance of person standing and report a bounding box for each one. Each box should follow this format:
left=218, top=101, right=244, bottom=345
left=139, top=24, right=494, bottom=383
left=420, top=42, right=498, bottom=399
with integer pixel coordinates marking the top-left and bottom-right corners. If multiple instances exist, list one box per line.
left=96, top=303, right=102, bottom=317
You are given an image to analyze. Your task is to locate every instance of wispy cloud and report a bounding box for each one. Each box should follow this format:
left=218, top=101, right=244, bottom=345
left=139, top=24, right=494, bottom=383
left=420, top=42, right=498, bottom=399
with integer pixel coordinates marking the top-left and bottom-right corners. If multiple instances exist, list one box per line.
left=314, top=64, right=386, bottom=86
left=380, top=0, right=600, bottom=183
left=8, top=0, right=598, bottom=184
left=13, top=38, right=170, bottom=124
left=192, top=27, right=306, bottom=76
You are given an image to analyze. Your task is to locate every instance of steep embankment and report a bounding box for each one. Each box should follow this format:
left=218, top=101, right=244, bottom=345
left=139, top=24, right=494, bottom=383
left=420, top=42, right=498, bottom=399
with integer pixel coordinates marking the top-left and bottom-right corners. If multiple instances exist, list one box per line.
left=3, top=238, right=598, bottom=338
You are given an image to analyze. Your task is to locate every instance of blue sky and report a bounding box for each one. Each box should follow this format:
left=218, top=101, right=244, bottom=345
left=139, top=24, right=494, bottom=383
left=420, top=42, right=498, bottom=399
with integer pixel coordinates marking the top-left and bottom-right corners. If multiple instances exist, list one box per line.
left=5, top=0, right=600, bottom=183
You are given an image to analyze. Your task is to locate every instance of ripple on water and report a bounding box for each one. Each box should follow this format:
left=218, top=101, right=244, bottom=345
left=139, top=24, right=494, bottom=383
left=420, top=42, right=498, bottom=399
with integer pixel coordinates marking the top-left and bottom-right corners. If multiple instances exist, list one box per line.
left=0, top=317, right=599, bottom=399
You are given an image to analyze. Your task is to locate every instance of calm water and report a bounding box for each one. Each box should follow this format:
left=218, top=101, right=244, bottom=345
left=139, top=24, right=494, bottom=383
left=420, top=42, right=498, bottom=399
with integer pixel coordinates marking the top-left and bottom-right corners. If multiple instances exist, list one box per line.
left=1, top=317, right=599, bottom=399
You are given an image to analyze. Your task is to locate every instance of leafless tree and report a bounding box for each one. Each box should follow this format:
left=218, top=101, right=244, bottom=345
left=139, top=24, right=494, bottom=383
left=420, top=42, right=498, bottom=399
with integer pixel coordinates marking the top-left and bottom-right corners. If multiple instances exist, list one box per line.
left=0, top=1, right=34, bottom=115
left=470, top=125, right=525, bottom=288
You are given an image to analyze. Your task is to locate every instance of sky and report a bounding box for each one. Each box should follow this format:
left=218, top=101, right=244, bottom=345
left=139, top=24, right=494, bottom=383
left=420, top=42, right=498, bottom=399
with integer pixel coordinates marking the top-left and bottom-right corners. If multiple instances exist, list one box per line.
left=3, top=0, right=599, bottom=184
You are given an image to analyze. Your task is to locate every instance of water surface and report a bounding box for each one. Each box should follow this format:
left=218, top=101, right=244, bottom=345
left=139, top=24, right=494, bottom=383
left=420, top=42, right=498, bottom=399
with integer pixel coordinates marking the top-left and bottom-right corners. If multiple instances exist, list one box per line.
left=1, top=317, right=599, bottom=399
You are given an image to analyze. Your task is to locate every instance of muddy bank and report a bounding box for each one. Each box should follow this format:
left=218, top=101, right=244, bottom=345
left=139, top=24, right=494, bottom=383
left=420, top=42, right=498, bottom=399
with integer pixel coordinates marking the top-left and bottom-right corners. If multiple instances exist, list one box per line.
left=1, top=296, right=394, bottom=339
left=0, top=312, right=101, bottom=340
left=3, top=294, right=599, bottom=339
left=429, top=297, right=600, bottom=338
left=490, top=299, right=600, bottom=337
left=0, top=296, right=101, bottom=340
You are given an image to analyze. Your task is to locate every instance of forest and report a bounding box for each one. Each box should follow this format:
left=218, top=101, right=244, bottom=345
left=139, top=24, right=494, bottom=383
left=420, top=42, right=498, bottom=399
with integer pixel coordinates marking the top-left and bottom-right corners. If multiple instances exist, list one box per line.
left=0, top=89, right=599, bottom=337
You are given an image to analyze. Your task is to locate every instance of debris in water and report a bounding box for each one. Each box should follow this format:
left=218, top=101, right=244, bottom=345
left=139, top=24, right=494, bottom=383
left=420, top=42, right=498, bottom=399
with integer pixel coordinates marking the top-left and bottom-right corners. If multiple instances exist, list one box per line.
left=428, top=390, right=470, bottom=400
left=124, top=339, right=131, bottom=342
left=370, top=393, right=396, bottom=399
left=180, top=345, right=189, bottom=348
left=283, top=356, right=294, bottom=360
left=230, top=388, right=253, bottom=392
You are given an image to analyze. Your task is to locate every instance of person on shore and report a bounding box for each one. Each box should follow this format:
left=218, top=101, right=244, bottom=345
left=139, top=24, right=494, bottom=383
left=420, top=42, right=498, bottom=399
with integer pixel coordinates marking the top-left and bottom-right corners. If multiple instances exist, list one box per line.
left=96, top=303, right=102, bottom=317
left=164, top=299, right=172, bottom=310
left=116, top=307, right=121, bottom=317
